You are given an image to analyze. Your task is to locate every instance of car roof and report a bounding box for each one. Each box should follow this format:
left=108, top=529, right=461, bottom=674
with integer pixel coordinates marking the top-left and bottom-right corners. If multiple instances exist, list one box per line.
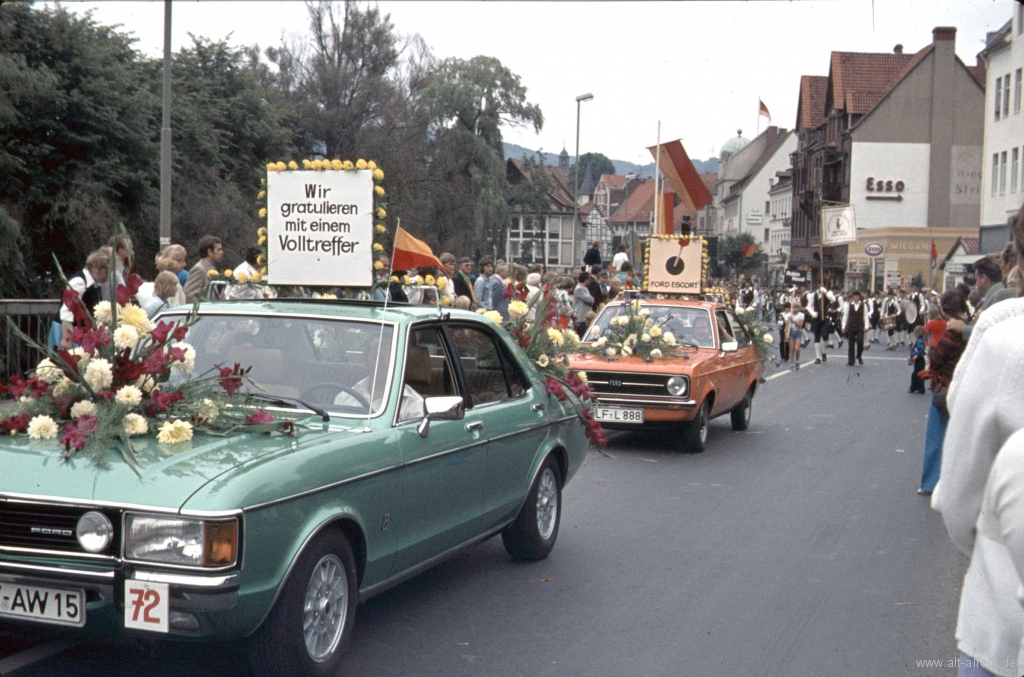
left=164, top=299, right=486, bottom=323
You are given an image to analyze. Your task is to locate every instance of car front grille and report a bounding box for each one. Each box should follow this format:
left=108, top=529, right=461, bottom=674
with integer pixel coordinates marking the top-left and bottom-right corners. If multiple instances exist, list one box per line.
left=0, top=501, right=119, bottom=556
left=585, top=371, right=675, bottom=397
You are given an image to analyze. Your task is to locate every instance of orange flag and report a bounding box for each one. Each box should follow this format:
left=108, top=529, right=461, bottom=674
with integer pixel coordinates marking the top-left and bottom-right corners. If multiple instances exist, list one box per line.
left=647, top=140, right=713, bottom=213
left=392, top=226, right=444, bottom=271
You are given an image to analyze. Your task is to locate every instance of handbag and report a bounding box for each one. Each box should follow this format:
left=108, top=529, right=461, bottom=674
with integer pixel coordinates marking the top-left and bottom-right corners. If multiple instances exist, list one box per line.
left=933, top=385, right=949, bottom=413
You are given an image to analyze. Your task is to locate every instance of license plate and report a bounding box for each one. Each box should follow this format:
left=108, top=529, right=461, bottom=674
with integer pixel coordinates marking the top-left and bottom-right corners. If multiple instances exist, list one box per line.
left=124, top=580, right=169, bottom=633
left=0, top=581, right=85, bottom=627
left=594, top=406, right=644, bottom=424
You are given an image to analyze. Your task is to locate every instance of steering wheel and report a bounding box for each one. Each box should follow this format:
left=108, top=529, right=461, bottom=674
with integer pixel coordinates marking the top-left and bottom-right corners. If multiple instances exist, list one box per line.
left=299, top=383, right=371, bottom=411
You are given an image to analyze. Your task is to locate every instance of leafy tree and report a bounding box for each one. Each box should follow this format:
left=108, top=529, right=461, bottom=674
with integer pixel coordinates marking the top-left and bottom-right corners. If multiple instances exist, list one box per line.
left=0, top=3, right=158, bottom=293
left=418, top=55, right=543, bottom=257
left=719, top=232, right=767, bottom=276
left=566, top=151, right=616, bottom=190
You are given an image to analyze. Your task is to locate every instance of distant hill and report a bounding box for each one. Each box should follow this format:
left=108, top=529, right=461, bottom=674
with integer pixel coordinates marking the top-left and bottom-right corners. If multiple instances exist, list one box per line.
left=502, top=142, right=718, bottom=179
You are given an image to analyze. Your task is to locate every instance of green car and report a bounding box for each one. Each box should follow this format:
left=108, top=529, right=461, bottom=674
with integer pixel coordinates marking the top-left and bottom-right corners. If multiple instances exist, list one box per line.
left=0, top=300, right=587, bottom=677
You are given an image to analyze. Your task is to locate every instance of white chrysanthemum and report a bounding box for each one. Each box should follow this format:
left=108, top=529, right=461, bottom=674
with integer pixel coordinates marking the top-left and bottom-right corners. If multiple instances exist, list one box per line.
left=663, top=332, right=677, bottom=346
left=157, top=419, right=193, bottom=444
left=639, top=309, right=652, bottom=317
left=54, top=377, right=76, bottom=397
left=535, top=354, right=550, bottom=368
left=118, top=305, right=154, bottom=334
left=35, top=358, right=63, bottom=384
left=546, top=328, right=564, bottom=347
left=649, top=326, right=663, bottom=338
left=483, top=310, right=503, bottom=324
left=84, top=359, right=113, bottom=391
left=508, top=301, right=529, bottom=321
left=622, top=345, right=633, bottom=356
left=93, top=301, right=115, bottom=325
left=70, top=400, right=98, bottom=419
left=115, top=385, right=143, bottom=407
left=113, top=325, right=140, bottom=351
left=135, top=375, right=156, bottom=393
left=593, top=336, right=607, bottom=348
left=27, top=415, right=58, bottom=440
left=123, top=413, right=149, bottom=437
left=642, top=333, right=651, bottom=342
left=197, top=398, right=220, bottom=422
left=763, top=333, right=774, bottom=345
left=169, top=342, right=196, bottom=373
left=605, top=348, right=617, bottom=357
left=650, top=348, right=663, bottom=359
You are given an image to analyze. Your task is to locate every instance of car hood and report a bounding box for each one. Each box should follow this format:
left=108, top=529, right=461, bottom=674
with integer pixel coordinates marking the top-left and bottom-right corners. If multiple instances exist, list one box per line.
left=0, top=426, right=337, bottom=511
left=570, top=349, right=720, bottom=373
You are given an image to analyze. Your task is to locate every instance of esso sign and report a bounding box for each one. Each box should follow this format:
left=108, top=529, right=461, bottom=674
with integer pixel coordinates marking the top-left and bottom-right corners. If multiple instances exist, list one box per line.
left=864, top=242, right=884, bottom=257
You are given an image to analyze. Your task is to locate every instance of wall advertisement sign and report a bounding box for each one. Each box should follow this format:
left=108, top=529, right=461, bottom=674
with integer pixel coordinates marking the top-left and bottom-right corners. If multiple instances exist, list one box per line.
left=266, top=170, right=374, bottom=287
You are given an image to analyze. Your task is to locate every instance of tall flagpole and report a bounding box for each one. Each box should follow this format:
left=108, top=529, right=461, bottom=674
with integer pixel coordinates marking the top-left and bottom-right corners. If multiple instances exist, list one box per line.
left=654, top=121, right=662, bottom=236
left=756, top=97, right=761, bottom=136
left=364, top=217, right=399, bottom=431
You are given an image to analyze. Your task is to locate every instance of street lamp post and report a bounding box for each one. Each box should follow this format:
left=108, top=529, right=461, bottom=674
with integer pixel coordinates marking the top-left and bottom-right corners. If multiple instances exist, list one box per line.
left=572, top=93, right=594, bottom=271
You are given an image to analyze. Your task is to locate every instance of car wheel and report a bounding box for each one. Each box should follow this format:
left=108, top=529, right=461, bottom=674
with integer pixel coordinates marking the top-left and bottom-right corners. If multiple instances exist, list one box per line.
left=502, top=455, right=562, bottom=562
left=679, top=399, right=709, bottom=453
left=730, top=387, right=753, bottom=431
left=247, top=530, right=358, bottom=677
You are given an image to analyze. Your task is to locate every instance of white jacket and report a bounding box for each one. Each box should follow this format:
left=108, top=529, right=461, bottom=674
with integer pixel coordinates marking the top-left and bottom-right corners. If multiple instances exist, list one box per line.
left=936, top=309, right=1024, bottom=675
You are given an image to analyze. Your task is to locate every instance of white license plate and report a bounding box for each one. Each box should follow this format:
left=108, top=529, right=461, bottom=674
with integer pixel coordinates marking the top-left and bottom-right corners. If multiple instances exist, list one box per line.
left=594, top=406, right=644, bottom=424
left=0, top=581, right=85, bottom=627
left=124, top=580, right=169, bottom=633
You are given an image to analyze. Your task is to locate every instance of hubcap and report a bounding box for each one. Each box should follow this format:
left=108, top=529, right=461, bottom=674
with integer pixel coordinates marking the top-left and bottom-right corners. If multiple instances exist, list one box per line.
left=303, top=554, right=348, bottom=662
left=699, top=403, right=709, bottom=444
left=536, top=468, right=558, bottom=540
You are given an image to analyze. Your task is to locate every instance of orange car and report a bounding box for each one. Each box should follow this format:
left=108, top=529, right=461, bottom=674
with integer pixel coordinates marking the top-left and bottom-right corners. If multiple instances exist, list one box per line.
left=569, top=298, right=764, bottom=452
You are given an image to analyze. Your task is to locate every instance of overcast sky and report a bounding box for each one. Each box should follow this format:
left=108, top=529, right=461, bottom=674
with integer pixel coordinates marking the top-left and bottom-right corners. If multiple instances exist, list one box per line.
left=51, top=0, right=1012, bottom=165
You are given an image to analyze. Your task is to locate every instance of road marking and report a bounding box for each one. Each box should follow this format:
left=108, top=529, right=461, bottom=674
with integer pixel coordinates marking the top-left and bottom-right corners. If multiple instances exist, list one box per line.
left=764, top=369, right=793, bottom=382
left=0, top=640, right=76, bottom=674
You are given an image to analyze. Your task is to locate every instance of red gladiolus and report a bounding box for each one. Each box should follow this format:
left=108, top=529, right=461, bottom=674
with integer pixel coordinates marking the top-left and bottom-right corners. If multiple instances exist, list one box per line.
left=60, top=415, right=98, bottom=452
left=62, top=289, right=91, bottom=328
left=220, top=375, right=244, bottom=396
left=72, top=325, right=110, bottom=355
left=246, top=410, right=274, bottom=424
left=1, top=375, right=48, bottom=399
left=113, top=353, right=146, bottom=386
left=543, top=376, right=567, bottom=401
left=116, top=274, right=144, bottom=305
left=145, top=389, right=183, bottom=416
left=142, top=350, right=170, bottom=375
left=172, top=325, right=188, bottom=341
left=0, top=413, right=32, bottom=434
left=149, top=321, right=173, bottom=345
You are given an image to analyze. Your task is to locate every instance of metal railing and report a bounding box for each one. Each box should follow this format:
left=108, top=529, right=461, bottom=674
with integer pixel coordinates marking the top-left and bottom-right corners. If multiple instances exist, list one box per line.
left=1, top=300, right=62, bottom=382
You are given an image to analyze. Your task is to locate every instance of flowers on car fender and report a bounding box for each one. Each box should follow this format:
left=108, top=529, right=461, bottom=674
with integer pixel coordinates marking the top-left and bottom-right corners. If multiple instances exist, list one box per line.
left=650, top=348, right=663, bottom=359
left=157, top=419, right=193, bottom=444
left=84, top=358, right=113, bottom=391
left=113, top=325, right=139, bottom=351
left=483, top=311, right=503, bottom=324
left=70, top=400, right=98, bottom=419
left=123, top=413, right=148, bottom=437
left=35, top=358, right=63, bottom=384
left=547, top=328, right=565, bottom=347
left=114, top=385, right=143, bottom=407
left=536, top=354, right=550, bottom=368
left=93, top=301, right=116, bottom=326
left=508, top=301, right=529, bottom=320
left=118, top=305, right=153, bottom=335
left=27, top=415, right=59, bottom=440
left=246, top=409, right=275, bottom=424
left=763, top=333, right=774, bottom=345
left=649, top=326, right=663, bottom=338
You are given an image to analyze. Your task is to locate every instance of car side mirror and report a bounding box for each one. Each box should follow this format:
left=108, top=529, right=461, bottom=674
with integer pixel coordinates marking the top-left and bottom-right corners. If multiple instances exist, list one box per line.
left=721, top=341, right=739, bottom=353
left=417, top=395, right=465, bottom=437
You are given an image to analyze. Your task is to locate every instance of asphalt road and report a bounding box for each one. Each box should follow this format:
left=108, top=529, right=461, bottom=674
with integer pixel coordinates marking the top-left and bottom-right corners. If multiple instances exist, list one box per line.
left=1, top=350, right=969, bottom=676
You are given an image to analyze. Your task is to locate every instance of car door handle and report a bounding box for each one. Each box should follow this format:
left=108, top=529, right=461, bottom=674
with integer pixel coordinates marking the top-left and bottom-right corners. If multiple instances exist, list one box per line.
left=532, top=403, right=545, bottom=412
left=465, top=421, right=484, bottom=433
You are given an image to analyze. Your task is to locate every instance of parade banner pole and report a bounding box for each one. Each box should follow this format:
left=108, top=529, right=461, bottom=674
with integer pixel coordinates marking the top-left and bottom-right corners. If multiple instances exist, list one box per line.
left=654, top=121, right=662, bottom=236
left=364, top=218, right=398, bottom=432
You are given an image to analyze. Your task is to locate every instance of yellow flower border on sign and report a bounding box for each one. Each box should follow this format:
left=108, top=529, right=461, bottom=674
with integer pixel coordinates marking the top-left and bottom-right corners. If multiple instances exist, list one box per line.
left=255, top=158, right=388, bottom=290
left=642, top=234, right=708, bottom=296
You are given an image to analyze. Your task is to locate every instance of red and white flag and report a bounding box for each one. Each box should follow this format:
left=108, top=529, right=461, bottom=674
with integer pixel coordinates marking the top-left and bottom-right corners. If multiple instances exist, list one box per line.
left=758, top=99, right=771, bottom=123
left=930, top=238, right=938, bottom=275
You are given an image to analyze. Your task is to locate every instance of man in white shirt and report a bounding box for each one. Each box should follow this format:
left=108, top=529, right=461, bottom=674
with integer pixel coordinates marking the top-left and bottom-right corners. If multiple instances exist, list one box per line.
left=60, top=250, right=109, bottom=348
left=611, top=245, right=630, bottom=272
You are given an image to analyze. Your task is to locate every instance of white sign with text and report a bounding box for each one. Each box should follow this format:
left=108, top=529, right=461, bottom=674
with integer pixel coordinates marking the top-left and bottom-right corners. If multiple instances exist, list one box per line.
left=267, top=170, right=374, bottom=287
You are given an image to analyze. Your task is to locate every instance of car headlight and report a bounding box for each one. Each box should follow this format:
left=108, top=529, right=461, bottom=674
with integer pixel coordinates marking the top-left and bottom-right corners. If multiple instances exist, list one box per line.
left=76, top=511, right=114, bottom=553
left=666, top=376, right=688, bottom=397
left=125, top=514, right=238, bottom=568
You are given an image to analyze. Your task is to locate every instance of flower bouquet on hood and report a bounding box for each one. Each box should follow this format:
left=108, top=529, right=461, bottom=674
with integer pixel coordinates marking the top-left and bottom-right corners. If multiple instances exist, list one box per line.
left=581, top=299, right=682, bottom=362
left=732, top=306, right=776, bottom=366
left=1, top=232, right=299, bottom=472
left=497, top=285, right=607, bottom=450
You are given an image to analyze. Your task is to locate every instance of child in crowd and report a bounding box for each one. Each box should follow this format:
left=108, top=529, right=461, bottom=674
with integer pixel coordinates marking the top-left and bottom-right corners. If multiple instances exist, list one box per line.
left=908, top=325, right=927, bottom=394
left=786, top=302, right=805, bottom=370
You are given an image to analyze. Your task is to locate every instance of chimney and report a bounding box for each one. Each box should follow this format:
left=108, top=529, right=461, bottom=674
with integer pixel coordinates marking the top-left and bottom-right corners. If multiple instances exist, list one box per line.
left=933, top=26, right=956, bottom=42
left=927, top=25, right=956, bottom=229
left=894, top=44, right=903, bottom=54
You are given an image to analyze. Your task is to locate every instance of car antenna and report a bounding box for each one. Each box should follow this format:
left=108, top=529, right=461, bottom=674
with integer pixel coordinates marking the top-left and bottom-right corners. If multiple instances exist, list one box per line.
left=364, top=218, right=398, bottom=432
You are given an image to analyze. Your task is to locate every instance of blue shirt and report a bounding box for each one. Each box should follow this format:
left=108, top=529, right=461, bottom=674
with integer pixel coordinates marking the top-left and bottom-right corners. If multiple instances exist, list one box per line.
left=910, top=337, right=926, bottom=359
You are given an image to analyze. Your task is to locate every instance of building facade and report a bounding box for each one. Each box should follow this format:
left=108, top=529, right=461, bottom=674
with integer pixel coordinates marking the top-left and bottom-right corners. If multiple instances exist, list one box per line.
left=506, top=159, right=582, bottom=272
left=767, top=171, right=793, bottom=285
left=792, top=28, right=985, bottom=291
left=979, top=5, right=1024, bottom=253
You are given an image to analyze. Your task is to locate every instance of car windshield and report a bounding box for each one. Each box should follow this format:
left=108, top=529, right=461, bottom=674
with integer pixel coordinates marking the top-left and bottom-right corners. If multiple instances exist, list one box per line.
left=583, top=304, right=716, bottom=349
left=163, top=314, right=394, bottom=417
